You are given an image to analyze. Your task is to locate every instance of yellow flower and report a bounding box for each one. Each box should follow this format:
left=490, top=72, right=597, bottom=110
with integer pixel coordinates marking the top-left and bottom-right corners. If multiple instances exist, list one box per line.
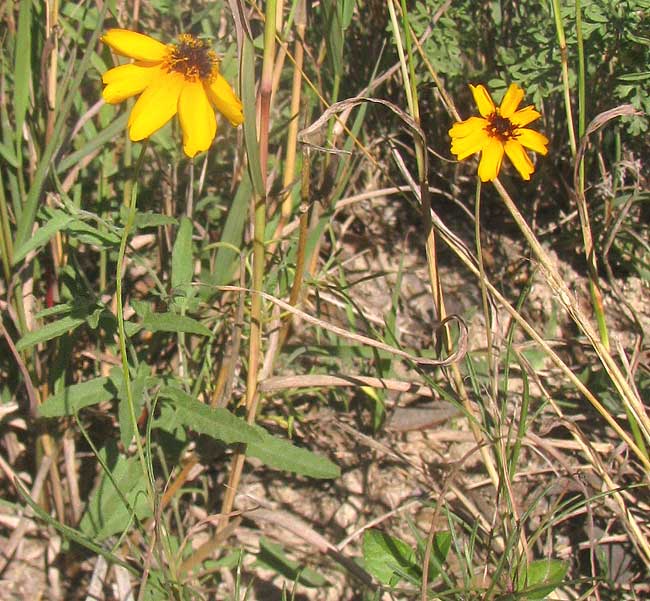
left=101, top=29, right=243, bottom=158
left=449, top=83, right=549, bottom=182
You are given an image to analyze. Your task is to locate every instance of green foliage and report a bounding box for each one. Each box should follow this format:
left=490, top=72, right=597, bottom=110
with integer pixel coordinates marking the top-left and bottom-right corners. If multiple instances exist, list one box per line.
left=412, top=0, right=650, bottom=136
left=516, top=558, right=569, bottom=599
left=79, top=442, right=152, bottom=541
left=362, top=529, right=450, bottom=588
left=38, top=373, right=119, bottom=417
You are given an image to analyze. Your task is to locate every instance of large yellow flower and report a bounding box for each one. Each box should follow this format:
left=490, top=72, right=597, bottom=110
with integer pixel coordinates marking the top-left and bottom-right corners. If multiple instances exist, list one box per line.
left=101, top=29, right=243, bottom=158
left=449, top=83, right=549, bottom=182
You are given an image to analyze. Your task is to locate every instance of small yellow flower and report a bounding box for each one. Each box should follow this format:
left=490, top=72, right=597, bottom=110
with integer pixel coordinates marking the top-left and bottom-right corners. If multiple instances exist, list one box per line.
left=101, top=29, right=244, bottom=158
left=449, top=83, right=549, bottom=182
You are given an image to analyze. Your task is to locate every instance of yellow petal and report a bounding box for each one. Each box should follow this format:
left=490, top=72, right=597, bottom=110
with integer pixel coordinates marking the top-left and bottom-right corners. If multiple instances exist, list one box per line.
left=478, top=137, right=504, bottom=182
left=449, top=116, right=488, bottom=139
left=102, top=62, right=160, bottom=104
left=128, top=72, right=185, bottom=141
left=450, top=123, right=490, bottom=161
left=178, top=81, right=217, bottom=158
left=205, top=74, right=243, bottom=126
left=470, top=84, right=495, bottom=118
left=515, top=128, right=549, bottom=155
left=499, top=83, right=524, bottom=118
left=504, top=140, right=535, bottom=180
left=101, top=29, right=168, bottom=62
left=510, top=105, right=541, bottom=127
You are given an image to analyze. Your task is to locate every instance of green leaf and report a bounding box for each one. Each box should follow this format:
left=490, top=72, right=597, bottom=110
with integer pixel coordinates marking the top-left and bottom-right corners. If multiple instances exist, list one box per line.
left=517, top=559, right=568, bottom=599
left=134, top=212, right=178, bottom=229
left=162, top=388, right=339, bottom=478
left=247, top=422, right=339, bottom=479
left=361, top=529, right=451, bottom=587
left=56, top=112, right=129, bottom=174
left=66, top=219, right=121, bottom=248
left=14, top=0, right=32, bottom=146
left=142, top=312, right=212, bottom=337
left=16, top=314, right=87, bottom=351
left=241, top=36, right=264, bottom=195
left=80, top=445, right=152, bottom=541
left=0, top=140, right=18, bottom=168
left=161, top=387, right=264, bottom=444
left=255, top=537, right=328, bottom=588
left=172, top=217, right=194, bottom=290
left=39, top=376, right=119, bottom=417
left=13, top=212, right=75, bottom=264
left=424, top=531, right=451, bottom=583
left=209, top=174, right=251, bottom=287
left=363, top=530, right=418, bottom=586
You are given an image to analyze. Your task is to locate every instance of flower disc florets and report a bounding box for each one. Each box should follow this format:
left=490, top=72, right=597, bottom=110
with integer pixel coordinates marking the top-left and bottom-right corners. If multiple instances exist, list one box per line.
left=486, top=112, right=516, bottom=141
left=166, top=34, right=219, bottom=82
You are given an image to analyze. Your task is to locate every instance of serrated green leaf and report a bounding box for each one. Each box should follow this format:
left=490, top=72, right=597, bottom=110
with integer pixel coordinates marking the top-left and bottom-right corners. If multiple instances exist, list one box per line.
left=160, top=387, right=264, bottom=446
left=162, top=388, right=339, bottom=478
left=142, top=313, right=212, bottom=337
left=16, top=314, right=87, bottom=351
left=172, top=217, right=193, bottom=289
left=248, top=422, right=340, bottom=479
left=124, top=321, right=143, bottom=337
left=39, top=376, right=119, bottom=417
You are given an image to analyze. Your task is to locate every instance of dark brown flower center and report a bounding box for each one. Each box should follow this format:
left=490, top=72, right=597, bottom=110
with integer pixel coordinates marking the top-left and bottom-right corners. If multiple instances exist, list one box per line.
left=166, top=34, right=218, bottom=82
left=485, top=111, right=517, bottom=141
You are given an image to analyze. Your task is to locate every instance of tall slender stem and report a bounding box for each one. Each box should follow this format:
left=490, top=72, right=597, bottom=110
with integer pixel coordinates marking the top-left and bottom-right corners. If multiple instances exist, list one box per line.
left=551, top=0, right=577, bottom=157
left=115, top=141, right=154, bottom=502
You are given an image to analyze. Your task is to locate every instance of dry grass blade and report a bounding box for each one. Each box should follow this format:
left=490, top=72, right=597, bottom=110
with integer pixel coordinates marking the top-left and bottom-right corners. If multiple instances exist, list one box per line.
left=260, top=374, right=438, bottom=397
left=573, top=104, right=641, bottom=184
left=218, top=285, right=467, bottom=367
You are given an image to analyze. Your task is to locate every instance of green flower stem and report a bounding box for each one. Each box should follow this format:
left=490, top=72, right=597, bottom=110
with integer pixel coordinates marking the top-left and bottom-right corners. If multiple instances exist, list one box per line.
left=115, top=141, right=154, bottom=503
left=474, top=181, right=496, bottom=398
left=551, top=0, right=577, bottom=157
left=576, top=0, right=610, bottom=351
